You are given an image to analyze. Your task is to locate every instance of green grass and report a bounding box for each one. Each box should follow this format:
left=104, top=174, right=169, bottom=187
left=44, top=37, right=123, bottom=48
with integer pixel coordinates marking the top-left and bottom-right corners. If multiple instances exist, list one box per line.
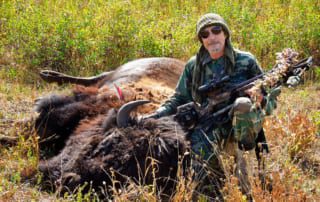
left=0, top=0, right=319, bottom=83
left=0, top=74, right=319, bottom=201
left=0, top=0, right=319, bottom=201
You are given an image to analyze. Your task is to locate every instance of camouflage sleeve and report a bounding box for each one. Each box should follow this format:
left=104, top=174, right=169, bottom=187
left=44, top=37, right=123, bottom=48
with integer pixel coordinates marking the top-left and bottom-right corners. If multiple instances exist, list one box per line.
left=156, top=58, right=195, bottom=117
left=249, top=55, right=263, bottom=77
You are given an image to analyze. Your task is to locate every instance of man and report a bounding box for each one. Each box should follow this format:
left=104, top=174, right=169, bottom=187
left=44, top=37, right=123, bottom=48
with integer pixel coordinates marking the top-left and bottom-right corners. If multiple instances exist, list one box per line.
left=147, top=13, right=274, bottom=200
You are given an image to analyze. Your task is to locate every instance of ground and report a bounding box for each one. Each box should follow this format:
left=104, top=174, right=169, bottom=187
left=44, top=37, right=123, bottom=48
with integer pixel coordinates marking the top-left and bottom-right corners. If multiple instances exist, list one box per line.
left=0, top=65, right=319, bottom=201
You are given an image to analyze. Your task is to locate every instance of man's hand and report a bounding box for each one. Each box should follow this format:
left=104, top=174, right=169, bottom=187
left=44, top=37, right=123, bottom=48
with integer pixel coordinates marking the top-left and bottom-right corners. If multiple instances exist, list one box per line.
left=264, top=86, right=281, bottom=115
left=268, top=86, right=281, bottom=100
left=245, top=86, right=264, bottom=106
left=286, top=75, right=301, bottom=87
left=140, top=106, right=169, bottom=121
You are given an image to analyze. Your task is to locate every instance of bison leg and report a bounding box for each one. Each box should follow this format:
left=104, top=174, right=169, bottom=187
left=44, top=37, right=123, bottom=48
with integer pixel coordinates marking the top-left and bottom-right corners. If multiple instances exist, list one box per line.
left=39, top=70, right=114, bottom=86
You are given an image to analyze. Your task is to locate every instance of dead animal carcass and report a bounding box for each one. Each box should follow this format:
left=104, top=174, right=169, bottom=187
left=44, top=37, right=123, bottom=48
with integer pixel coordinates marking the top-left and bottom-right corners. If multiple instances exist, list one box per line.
left=35, top=57, right=189, bottom=197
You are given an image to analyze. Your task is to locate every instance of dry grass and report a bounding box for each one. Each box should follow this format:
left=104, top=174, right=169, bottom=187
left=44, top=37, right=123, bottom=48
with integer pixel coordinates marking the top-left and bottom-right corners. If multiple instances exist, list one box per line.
left=0, top=79, right=319, bottom=201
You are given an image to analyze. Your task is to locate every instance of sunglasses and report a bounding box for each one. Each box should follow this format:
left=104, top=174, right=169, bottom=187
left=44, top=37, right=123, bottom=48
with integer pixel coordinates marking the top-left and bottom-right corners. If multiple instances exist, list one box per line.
left=199, top=26, right=223, bottom=39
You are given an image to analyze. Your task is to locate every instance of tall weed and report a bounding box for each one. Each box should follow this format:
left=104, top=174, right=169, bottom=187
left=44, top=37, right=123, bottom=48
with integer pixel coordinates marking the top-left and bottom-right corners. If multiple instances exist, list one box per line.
left=0, top=0, right=319, bottom=82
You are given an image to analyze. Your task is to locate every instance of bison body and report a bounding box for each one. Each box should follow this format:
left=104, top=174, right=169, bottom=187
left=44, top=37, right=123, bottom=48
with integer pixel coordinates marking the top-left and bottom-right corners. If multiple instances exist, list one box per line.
left=35, top=57, right=190, bottom=198
left=40, top=57, right=185, bottom=89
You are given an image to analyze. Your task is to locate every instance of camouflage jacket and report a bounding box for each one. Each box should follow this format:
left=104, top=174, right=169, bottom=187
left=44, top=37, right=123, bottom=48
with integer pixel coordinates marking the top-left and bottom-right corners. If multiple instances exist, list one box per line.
left=157, top=48, right=263, bottom=116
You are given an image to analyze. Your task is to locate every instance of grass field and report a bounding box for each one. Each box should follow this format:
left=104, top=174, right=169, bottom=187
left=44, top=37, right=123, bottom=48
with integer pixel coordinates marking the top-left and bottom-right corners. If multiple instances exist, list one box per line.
left=0, top=80, right=319, bottom=201
left=0, top=0, right=319, bottom=201
left=0, top=0, right=319, bottom=81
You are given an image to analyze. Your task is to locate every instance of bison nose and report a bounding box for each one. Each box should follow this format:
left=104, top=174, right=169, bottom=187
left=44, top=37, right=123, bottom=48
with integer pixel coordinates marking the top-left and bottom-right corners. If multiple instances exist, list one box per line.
left=116, top=100, right=150, bottom=127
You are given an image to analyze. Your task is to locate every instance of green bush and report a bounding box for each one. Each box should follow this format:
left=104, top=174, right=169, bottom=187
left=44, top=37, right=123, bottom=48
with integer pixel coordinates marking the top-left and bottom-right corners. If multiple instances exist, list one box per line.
left=0, top=0, right=319, bottom=81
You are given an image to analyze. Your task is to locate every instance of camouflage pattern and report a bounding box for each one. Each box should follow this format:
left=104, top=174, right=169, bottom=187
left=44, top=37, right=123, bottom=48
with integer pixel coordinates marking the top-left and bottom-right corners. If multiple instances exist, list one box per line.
left=233, top=97, right=264, bottom=150
left=157, top=13, right=268, bottom=199
left=158, top=49, right=263, bottom=114
left=156, top=50, right=264, bottom=160
left=265, top=86, right=281, bottom=115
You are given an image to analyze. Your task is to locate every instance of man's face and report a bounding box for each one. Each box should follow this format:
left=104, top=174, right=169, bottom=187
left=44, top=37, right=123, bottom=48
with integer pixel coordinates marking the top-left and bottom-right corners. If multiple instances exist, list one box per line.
left=199, top=25, right=227, bottom=54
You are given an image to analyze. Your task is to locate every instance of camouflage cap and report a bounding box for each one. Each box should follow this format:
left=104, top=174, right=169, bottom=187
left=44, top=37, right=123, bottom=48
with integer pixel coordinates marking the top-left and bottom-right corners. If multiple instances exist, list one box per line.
left=196, top=13, right=231, bottom=40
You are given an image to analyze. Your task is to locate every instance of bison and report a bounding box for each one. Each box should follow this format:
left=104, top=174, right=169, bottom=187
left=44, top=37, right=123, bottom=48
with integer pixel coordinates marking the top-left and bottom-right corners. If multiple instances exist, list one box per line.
left=36, top=57, right=185, bottom=157
left=34, top=57, right=191, bottom=199
left=39, top=57, right=185, bottom=88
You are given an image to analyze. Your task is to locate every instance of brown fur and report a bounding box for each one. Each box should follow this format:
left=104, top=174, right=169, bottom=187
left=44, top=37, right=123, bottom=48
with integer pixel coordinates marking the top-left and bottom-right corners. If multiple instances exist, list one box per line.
left=35, top=85, right=189, bottom=198
left=34, top=58, right=190, bottom=197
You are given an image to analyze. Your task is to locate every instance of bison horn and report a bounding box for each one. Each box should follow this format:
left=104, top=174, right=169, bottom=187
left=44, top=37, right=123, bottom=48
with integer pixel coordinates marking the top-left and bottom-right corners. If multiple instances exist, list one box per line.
left=39, top=70, right=114, bottom=86
left=117, top=100, right=150, bottom=127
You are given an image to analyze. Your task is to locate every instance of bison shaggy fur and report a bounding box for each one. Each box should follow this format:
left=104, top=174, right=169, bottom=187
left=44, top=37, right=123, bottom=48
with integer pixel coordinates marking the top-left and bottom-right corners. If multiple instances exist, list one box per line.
left=35, top=86, right=190, bottom=198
